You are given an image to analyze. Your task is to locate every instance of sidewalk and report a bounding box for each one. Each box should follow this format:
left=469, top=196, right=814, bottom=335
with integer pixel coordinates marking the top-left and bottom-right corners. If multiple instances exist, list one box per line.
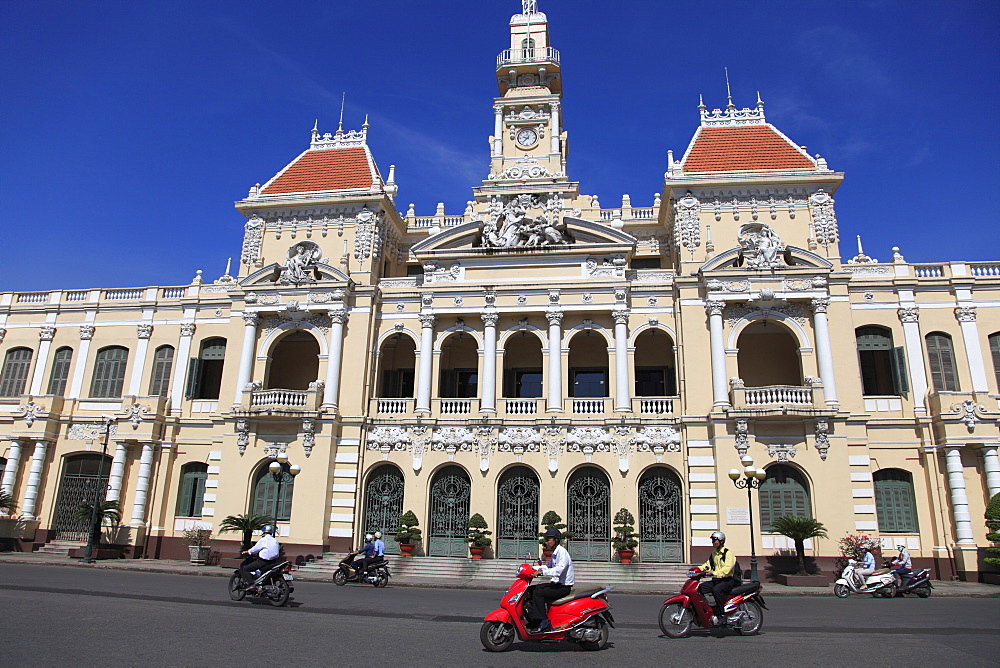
left=1, top=551, right=998, bottom=597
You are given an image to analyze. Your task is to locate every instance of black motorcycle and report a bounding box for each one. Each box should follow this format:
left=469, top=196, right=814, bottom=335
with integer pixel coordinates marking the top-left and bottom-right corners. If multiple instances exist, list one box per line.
left=895, top=568, right=933, bottom=598
left=333, top=553, right=391, bottom=588
left=229, top=557, right=295, bottom=606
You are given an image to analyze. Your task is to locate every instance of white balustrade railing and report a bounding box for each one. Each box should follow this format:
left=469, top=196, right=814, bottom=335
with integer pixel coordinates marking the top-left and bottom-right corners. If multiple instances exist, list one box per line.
left=572, top=398, right=606, bottom=414
left=439, top=399, right=472, bottom=414
left=639, top=397, right=675, bottom=414
left=65, top=291, right=88, bottom=302
left=496, top=47, right=560, bottom=67
left=913, top=264, right=944, bottom=278
left=377, top=398, right=410, bottom=414
left=105, top=289, right=144, bottom=300
left=251, top=389, right=308, bottom=407
left=505, top=399, right=538, bottom=415
left=629, top=207, right=655, bottom=220
left=162, top=287, right=186, bottom=298
left=971, top=263, right=1000, bottom=276
left=742, top=386, right=813, bottom=406
left=16, top=292, right=48, bottom=304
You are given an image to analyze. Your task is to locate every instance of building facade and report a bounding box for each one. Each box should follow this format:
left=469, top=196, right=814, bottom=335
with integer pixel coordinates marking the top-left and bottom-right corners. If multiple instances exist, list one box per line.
left=2, top=1, right=998, bottom=580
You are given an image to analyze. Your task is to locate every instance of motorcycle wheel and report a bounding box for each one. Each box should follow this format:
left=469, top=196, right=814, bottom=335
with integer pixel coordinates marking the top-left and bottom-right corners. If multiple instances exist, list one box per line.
left=734, top=600, right=763, bottom=636
left=879, top=583, right=897, bottom=599
left=267, top=578, right=290, bottom=607
left=228, top=573, right=246, bottom=601
left=658, top=602, right=693, bottom=638
left=333, top=569, right=347, bottom=586
left=579, top=616, right=610, bottom=651
left=915, top=586, right=931, bottom=598
left=479, top=621, right=515, bottom=652
left=373, top=569, right=389, bottom=588
left=833, top=583, right=850, bottom=598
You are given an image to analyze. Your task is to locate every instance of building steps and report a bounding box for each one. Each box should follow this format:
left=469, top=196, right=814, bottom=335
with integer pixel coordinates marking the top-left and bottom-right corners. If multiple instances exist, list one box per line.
left=35, top=540, right=86, bottom=556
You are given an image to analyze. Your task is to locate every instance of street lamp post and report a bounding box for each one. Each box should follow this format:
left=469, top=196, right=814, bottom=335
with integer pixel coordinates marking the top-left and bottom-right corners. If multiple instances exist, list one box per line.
left=267, top=451, right=300, bottom=524
left=82, top=415, right=114, bottom=564
left=728, top=455, right=767, bottom=582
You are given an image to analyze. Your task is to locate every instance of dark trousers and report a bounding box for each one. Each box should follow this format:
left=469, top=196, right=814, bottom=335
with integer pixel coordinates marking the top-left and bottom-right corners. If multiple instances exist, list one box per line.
left=354, top=556, right=376, bottom=577
left=698, top=578, right=736, bottom=615
left=241, top=557, right=274, bottom=584
left=526, top=583, right=572, bottom=625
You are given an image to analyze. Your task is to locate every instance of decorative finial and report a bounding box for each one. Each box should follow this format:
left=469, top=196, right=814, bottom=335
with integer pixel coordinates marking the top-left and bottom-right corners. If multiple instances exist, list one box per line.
left=337, top=92, right=345, bottom=134
left=725, top=67, right=734, bottom=110
left=522, top=0, right=538, bottom=14
left=698, top=93, right=705, bottom=110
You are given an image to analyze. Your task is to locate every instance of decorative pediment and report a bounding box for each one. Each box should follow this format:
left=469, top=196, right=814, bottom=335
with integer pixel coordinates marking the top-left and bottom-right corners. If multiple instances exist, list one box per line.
left=240, top=262, right=352, bottom=287
left=700, top=245, right=833, bottom=273
left=410, top=217, right=636, bottom=255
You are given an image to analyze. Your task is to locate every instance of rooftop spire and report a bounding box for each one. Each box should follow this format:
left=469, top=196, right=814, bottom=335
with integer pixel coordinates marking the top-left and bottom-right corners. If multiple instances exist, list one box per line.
left=337, top=92, right=346, bottom=135
left=522, top=0, right=538, bottom=14
left=725, top=67, right=734, bottom=111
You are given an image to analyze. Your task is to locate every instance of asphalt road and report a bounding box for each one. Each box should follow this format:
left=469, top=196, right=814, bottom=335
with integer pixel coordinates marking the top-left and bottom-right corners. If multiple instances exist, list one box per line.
left=2, top=564, right=997, bottom=666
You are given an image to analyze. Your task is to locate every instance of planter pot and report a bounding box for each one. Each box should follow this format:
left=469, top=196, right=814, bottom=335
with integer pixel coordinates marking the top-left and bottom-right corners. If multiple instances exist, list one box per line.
left=542, top=547, right=553, bottom=560
left=469, top=546, right=485, bottom=560
left=618, top=549, right=635, bottom=564
left=188, top=545, right=211, bottom=565
left=399, top=543, right=415, bottom=557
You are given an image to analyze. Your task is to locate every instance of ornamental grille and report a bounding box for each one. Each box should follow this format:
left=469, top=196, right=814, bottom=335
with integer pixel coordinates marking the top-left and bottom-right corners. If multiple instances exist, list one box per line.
left=496, top=467, right=539, bottom=560
left=428, top=466, right=470, bottom=557
left=52, top=455, right=111, bottom=542
left=363, top=466, right=405, bottom=555
left=638, top=467, right=683, bottom=562
left=566, top=468, right=610, bottom=562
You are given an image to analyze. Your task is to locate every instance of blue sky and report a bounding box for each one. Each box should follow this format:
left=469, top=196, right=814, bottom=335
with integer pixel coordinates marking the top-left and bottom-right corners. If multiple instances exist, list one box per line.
left=2, top=0, right=998, bottom=292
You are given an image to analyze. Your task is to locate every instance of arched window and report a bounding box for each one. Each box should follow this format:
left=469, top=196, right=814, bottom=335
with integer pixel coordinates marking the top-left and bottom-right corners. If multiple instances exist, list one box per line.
left=989, top=332, right=1000, bottom=392
left=186, top=338, right=226, bottom=400
left=925, top=332, right=959, bottom=392
left=874, top=469, right=918, bottom=533
left=251, top=462, right=294, bottom=521
left=856, top=326, right=907, bottom=396
left=568, top=332, right=609, bottom=398
left=736, top=321, right=801, bottom=386
left=0, top=457, right=6, bottom=487
left=176, top=462, right=208, bottom=517
left=90, top=346, right=129, bottom=398
left=439, top=333, right=478, bottom=398
left=148, top=345, right=174, bottom=397
left=47, top=346, right=73, bottom=396
left=379, top=334, right=416, bottom=398
left=0, top=348, right=33, bottom=397
left=759, top=464, right=811, bottom=531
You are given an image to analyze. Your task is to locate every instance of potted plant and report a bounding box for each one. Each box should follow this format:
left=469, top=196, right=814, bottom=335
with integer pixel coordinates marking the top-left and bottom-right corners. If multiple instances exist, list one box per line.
left=984, top=492, right=1000, bottom=585
left=183, top=528, right=213, bottom=564
left=74, top=500, right=122, bottom=555
left=465, top=513, right=492, bottom=559
left=612, top=508, right=639, bottom=563
left=538, top=511, right=573, bottom=560
left=218, top=513, right=275, bottom=551
left=771, top=515, right=828, bottom=585
left=394, top=510, right=422, bottom=557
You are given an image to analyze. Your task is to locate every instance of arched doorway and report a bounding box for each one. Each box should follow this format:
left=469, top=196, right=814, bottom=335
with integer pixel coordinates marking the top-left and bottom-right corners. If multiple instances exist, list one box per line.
left=566, top=467, right=610, bottom=561
left=638, top=467, right=684, bottom=562
left=759, top=464, right=811, bottom=531
left=267, top=330, right=320, bottom=389
left=439, top=334, right=478, bottom=398
left=567, top=332, right=609, bottom=398
left=378, top=333, right=416, bottom=398
left=250, top=462, right=295, bottom=522
left=363, top=465, right=405, bottom=555
left=496, top=466, right=539, bottom=559
left=428, top=465, right=471, bottom=557
left=52, top=454, right=112, bottom=541
left=633, top=329, right=677, bottom=397
left=736, top=321, right=801, bottom=386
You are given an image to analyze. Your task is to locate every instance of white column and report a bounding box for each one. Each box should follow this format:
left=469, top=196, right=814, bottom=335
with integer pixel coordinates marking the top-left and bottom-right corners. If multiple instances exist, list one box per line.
left=493, top=103, right=504, bottom=156
left=105, top=441, right=129, bottom=502
left=29, top=326, right=56, bottom=395
left=706, top=301, right=729, bottom=408
left=549, top=100, right=561, bottom=154
left=981, top=445, right=1000, bottom=499
left=0, top=439, right=23, bottom=496
left=944, top=446, right=975, bottom=544
left=129, top=442, right=156, bottom=524
left=955, top=307, right=988, bottom=393
left=898, top=307, right=928, bottom=411
left=21, top=441, right=48, bottom=519
left=170, top=323, right=196, bottom=410
left=480, top=312, right=498, bottom=413
left=613, top=308, right=631, bottom=412
left=322, top=308, right=348, bottom=408
left=68, top=326, right=95, bottom=399
left=233, top=314, right=259, bottom=407
left=127, top=324, right=153, bottom=396
left=416, top=314, right=436, bottom=413
left=810, top=298, right=838, bottom=407
left=546, top=310, right=563, bottom=412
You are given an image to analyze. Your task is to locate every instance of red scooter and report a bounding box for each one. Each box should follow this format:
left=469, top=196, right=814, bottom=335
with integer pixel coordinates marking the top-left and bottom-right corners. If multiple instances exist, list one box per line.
left=480, top=563, right=615, bottom=652
left=659, top=568, right=766, bottom=637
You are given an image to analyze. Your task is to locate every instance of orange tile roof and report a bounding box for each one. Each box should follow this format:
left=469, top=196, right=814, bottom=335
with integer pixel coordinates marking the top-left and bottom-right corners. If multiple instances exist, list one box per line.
left=261, top=147, right=374, bottom=195
left=683, top=126, right=815, bottom=173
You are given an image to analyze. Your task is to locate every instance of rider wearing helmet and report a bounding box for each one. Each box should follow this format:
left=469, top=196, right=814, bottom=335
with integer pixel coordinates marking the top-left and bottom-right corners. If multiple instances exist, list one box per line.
left=347, top=533, right=378, bottom=580
left=891, top=543, right=912, bottom=587
left=526, top=528, right=575, bottom=634
left=372, top=531, right=386, bottom=560
left=240, top=524, right=281, bottom=586
left=698, top=531, right=737, bottom=624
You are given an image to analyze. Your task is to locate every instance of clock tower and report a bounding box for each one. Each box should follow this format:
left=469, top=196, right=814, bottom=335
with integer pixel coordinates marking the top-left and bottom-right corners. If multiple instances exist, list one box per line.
left=473, top=1, right=581, bottom=214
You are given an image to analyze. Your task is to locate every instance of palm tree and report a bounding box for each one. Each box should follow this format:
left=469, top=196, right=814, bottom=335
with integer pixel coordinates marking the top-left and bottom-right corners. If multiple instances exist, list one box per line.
left=75, top=500, right=122, bottom=546
left=771, top=515, right=828, bottom=575
left=0, top=489, right=16, bottom=515
left=219, top=513, right=275, bottom=551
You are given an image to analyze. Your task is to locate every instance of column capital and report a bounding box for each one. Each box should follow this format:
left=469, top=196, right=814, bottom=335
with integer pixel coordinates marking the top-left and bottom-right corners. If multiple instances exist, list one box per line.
left=136, top=324, right=153, bottom=339
left=705, top=300, right=726, bottom=317
left=241, top=312, right=260, bottom=327
left=180, top=323, right=197, bottom=336
left=418, top=313, right=436, bottom=328
left=545, top=309, right=564, bottom=325
left=493, top=103, right=504, bottom=114
left=328, top=308, right=348, bottom=325
left=550, top=100, right=561, bottom=111
left=612, top=308, right=630, bottom=325
left=809, top=297, right=830, bottom=313
left=481, top=312, right=499, bottom=327
left=39, top=326, right=56, bottom=341
left=79, top=325, right=95, bottom=340
left=954, top=306, right=977, bottom=322
left=897, top=306, right=919, bottom=323
left=0, top=328, right=5, bottom=343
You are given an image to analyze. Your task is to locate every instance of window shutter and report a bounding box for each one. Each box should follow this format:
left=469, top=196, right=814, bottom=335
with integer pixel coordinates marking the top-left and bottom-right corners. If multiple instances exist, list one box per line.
left=177, top=472, right=196, bottom=516
left=184, top=358, right=201, bottom=399
left=892, top=346, right=909, bottom=394
left=926, top=334, right=960, bottom=392
left=0, top=348, right=33, bottom=397
left=989, top=333, right=1000, bottom=391
left=192, top=471, right=206, bottom=517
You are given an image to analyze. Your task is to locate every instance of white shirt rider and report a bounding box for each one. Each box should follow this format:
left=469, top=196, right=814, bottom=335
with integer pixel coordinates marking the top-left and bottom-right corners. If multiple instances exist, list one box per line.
left=537, top=543, right=575, bottom=586
left=248, top=532, right=280, bottom=561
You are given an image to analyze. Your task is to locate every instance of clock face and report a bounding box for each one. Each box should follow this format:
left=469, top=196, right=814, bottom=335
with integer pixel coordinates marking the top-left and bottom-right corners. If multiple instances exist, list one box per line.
left=516, top=128, right=538, bottom=147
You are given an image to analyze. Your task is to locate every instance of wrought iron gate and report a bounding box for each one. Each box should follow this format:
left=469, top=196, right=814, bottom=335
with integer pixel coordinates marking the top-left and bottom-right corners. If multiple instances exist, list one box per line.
left=52, top=455, right=111, bottom=541
left=428, top=466, right=471, bottom=557
left=638, top=467, right=683, bottom=562
left=363, top=466, right=404, bottom=555
left=566, top=468, right=610, bottom=561
left=496, top=467, right=539, bottom=560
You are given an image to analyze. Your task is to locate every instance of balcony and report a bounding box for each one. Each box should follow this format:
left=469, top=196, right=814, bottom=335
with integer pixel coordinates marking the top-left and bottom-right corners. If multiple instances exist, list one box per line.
left=729, top=383, right=830, bottom=416
left=635, top=397, right=677, bottom=415
left=239, top=383, right=324, bottom=414
left=496, top=47, right=560, bottom=68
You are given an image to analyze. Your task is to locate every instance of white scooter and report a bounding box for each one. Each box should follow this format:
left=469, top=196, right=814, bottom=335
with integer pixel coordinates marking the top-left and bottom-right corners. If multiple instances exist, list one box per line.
left=834, top=559, right=897, bottom=598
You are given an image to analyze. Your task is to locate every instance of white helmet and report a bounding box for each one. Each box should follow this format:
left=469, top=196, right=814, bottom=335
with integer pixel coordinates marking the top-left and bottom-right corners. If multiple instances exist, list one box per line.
left=365, top=533, right=374, bottom=542
left=373, top=531, right=382, bottom=540
left=710, top=531, right=726, bottom=543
